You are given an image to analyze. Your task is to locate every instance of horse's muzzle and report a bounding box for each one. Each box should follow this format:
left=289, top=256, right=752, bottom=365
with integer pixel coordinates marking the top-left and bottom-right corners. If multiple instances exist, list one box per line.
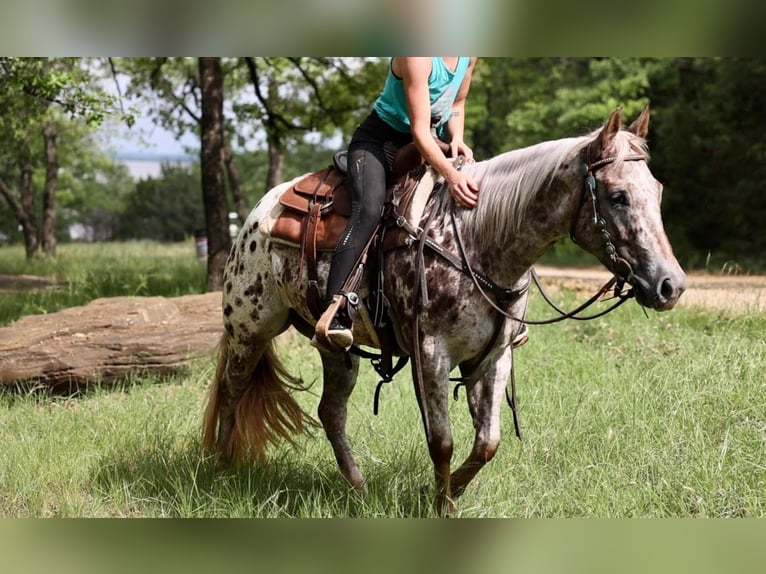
left=634, top=269, right=687, bottom=311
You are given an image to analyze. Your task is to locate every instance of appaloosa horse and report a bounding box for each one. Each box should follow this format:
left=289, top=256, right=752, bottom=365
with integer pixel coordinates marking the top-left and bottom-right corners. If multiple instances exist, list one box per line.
left=203, top=106, right=686, bottom=512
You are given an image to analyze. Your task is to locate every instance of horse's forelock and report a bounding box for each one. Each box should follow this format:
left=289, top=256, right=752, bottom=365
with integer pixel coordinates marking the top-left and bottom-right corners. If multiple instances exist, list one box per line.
left=606, top=130, right=650, bottom=168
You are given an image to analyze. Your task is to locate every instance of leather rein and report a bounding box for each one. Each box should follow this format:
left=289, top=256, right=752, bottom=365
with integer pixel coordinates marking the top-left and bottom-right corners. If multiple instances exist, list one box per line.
left=372, top=151, right=647, bottom=441
left=398, top=151, right=648, bottom=329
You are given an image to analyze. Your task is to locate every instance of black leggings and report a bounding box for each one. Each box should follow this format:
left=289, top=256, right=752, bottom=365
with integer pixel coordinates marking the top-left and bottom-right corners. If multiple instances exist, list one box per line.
left=324, top=111, right=413, bottom=305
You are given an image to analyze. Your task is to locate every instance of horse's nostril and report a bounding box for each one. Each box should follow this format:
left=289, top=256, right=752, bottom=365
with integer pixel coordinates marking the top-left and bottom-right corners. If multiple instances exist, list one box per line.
left=659, top=277, right=674, bottom=301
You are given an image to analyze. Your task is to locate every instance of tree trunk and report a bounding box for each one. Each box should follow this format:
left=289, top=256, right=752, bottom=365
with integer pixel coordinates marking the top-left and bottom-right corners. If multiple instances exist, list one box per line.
left=266, top=137, right=284, bottom=191
left=264, top=77, right=284, bottom=191
left=243, top=59, right=286, bottom=194
left=0, top=177, right=29, bottom=247
left=198, top=57, right=230, bottom=292
left=222, top=142, right=248, bottom=221
left=19, top=145, right=39, bottom=259
left=41, top=120, right=59, bottom=258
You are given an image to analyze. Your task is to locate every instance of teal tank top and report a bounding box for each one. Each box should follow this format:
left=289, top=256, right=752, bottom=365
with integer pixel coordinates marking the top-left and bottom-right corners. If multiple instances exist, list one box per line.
left=373, top=57, right=471, bottom=136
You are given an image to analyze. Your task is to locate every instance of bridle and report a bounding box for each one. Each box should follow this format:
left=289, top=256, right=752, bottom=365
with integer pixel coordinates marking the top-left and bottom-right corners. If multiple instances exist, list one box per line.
left=450, top=149, right=648, bottom=327
left=367, top=150, right=649, bottom=439
left=569, top=149, right=647, bottom=296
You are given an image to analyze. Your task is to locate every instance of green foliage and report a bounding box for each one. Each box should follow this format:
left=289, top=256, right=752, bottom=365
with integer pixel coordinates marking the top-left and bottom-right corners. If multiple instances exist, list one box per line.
left=468, top=58, right=650, bottom=156
left=232, top=58, right=386, bottom=143
left=465, top=57, right=766, bottom=270
left=116, top=164, right=204, bottom=242
left=0, top=58, right=136, bottom=259
left=0, top=58, right=132, bottom=128
left=3, top=58, right=766, bottom=270
left=116, top=57, right=385, bottom=152
left=114, top=57, right=201, bottom=139
left=56, top=154, right=134, bottom=242
left=649, top=58, right=766, bottom=270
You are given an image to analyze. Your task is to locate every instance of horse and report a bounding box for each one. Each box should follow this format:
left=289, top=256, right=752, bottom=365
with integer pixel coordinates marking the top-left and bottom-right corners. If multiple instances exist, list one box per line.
left=202, top=106, right=686, bottom=512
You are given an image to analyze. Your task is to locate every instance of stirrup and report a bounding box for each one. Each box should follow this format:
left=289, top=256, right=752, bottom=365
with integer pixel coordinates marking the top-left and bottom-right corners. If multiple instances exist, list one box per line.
left=313, top=295, right=353, bottom=352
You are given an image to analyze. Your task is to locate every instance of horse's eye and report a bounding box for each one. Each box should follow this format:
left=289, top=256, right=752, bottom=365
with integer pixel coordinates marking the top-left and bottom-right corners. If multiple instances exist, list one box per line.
left=609, top=189, right=629, bottom=207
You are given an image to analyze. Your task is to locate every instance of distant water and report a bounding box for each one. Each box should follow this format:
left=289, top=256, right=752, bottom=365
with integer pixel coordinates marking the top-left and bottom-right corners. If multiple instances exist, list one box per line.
left=108, top=151, right=197, bottom=162
left=108, top=152, right=197, bottom=180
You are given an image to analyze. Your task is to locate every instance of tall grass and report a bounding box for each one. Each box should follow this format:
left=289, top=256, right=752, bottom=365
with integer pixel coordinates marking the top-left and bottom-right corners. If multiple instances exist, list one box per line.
left=0, top=243, right=764, bottom=517
left=0, top=241, right=206, bottom=325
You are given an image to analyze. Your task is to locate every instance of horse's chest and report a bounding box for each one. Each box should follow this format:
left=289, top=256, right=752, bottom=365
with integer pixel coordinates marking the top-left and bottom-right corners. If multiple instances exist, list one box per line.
left=383, top=250, right=495, bottom=351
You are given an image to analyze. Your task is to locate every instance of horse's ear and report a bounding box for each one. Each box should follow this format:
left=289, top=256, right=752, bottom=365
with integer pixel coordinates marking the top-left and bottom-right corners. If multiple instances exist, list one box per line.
left=599, top=106, right=623, bottom=152
left=627, top=105, right=650, bottom=139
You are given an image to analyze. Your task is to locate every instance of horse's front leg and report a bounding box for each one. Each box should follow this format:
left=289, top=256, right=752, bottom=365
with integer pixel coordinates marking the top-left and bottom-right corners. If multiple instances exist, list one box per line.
left=413, top=336, right=455, bottom=514
left=317, top=349, right=365, bottom=490
left=450, top=344, right=514, bottom=499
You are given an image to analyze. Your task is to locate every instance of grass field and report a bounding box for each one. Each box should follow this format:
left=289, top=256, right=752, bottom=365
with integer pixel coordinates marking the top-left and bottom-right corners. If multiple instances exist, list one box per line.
left=0, top=242, right=764, bottom=517
left=0, top=241, right=206, bottom=325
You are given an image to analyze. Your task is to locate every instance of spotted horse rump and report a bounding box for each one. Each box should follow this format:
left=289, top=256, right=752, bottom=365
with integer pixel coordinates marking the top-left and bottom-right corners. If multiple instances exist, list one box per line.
left=202, top=107, right=686, bottom=514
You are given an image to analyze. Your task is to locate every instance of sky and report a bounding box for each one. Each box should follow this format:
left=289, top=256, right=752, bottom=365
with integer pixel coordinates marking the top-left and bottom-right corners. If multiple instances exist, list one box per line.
left=101, top=110, right=199, bottom=179
left=95, top=67, right=200, bottom=180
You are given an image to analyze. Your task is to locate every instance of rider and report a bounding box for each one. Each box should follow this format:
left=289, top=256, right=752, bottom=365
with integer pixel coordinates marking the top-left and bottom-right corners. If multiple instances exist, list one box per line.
left=312, top=57, right=480, bottom=352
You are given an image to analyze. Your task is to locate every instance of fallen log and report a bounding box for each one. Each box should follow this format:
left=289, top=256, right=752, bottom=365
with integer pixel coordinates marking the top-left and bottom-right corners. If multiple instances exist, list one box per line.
left=0, top=292, right=223, bottom=391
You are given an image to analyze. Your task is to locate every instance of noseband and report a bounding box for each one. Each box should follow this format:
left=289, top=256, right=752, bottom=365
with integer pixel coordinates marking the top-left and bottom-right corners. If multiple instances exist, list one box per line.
left=570, top=151, right=646, bottom=293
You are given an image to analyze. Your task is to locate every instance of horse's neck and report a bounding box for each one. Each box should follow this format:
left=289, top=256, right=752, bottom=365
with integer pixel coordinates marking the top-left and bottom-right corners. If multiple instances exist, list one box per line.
left=459, top=162, right=577, bottom=284
left=516, top=173, right=577, bottom=258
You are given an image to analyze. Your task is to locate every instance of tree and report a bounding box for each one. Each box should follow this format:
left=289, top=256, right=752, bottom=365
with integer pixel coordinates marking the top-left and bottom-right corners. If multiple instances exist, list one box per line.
left=466, top=57, right=766, bottom=270
left=467, top=58, right=652, bottom=157
left=199, top=57, right=230, bottom=291
left=115, top=57, right=385, bottom=290
left=240, top=57, right=386, bottom=191
left=0, top=57, right=129, bottom=259
left=114, top=57, right=238, bottom=289
left=56, top=144, right=135, bottom=242
left=647, top=58, right=766, bottom=269
left=116, top=164, right=203, bottom=242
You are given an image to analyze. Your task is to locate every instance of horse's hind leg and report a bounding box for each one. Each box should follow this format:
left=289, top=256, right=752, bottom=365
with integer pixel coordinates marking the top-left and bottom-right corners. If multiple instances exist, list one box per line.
left=317, top=350, right=365, bottom=489
left=449, top=346, right=513, bottom=498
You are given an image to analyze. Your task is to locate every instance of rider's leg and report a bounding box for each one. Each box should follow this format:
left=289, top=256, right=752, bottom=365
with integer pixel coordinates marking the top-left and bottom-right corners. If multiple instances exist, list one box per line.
left=313, top=141, right=389, bottom=350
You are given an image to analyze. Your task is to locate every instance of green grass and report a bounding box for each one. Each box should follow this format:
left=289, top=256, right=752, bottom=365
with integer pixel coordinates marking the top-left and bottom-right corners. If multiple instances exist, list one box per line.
left=0, top=241, right=206, bottom=326
left=0, top=242, right=764, bottom=517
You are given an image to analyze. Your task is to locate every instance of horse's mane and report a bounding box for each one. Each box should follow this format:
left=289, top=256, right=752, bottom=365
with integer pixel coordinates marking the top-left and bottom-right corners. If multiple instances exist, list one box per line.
left=459, top=130, right=649, bottom=250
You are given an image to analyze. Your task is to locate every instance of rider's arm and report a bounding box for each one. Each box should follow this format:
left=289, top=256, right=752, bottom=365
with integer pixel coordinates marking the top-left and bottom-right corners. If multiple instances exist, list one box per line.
left=396, top=57, right=479, bottom=209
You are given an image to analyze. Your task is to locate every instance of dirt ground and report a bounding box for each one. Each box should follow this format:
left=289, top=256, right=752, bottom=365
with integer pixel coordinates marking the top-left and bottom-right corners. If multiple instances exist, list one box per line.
left=0, top=274, right=65, bottom=294
left=534, top=266, right=766, bottom=314
left=2, top=267, right=765, bottom=314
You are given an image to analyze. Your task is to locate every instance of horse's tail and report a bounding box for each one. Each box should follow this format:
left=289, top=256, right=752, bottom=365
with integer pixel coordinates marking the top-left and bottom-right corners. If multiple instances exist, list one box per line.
left=202, top=333, right=315, bottom=464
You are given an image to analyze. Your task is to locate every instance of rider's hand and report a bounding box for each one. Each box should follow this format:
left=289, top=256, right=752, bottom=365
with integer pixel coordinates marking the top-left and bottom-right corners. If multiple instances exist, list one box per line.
left=446, top=168, right=479, bottom=209
left=450, top=139, right=474, bottom=162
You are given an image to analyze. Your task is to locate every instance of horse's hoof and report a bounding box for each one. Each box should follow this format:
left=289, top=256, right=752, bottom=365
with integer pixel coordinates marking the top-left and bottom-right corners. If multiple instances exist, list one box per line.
left=211, top=452, right=232, bottom=472
left=420, top=486, right=457, bottom=516
left=350, top=480, right=368, bottom=496
left=435, top=493, right=457, bottom=516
